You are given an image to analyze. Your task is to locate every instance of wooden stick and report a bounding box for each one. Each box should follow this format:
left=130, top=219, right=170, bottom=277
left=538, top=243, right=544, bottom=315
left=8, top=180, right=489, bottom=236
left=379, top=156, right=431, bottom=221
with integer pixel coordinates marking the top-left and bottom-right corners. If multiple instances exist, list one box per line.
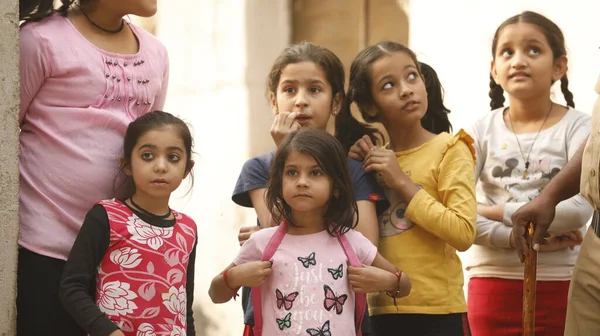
left=523, top=223, right=537, bottom=336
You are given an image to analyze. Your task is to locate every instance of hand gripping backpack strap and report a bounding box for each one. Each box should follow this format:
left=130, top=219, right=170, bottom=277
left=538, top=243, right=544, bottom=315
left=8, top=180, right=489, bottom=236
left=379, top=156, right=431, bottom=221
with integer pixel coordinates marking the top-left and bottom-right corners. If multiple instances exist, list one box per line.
left=338, top=233, right=365, bottom=336
left=251, top=221, right=288, bottom=336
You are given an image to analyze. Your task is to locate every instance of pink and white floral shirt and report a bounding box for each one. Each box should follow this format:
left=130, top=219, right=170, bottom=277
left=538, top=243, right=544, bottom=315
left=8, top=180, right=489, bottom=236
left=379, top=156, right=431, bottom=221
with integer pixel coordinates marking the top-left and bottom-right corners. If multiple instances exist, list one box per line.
left=60, top=199, right=197, bottom=336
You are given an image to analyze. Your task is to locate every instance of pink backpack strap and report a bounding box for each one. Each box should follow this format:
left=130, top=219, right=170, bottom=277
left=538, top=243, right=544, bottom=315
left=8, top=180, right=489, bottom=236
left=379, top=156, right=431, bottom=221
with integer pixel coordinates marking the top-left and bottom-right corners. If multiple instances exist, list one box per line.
left=338, top=233, right=365, bottom=336
left=251, top=221, right=288, bottom=336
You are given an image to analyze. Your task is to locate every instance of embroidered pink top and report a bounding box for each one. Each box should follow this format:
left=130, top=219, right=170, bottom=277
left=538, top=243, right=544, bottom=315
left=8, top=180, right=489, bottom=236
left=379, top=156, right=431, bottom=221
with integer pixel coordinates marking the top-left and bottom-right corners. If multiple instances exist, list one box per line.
left=19, top=15, right=169, bottom=261
left=233, top=227, right=377, bottom=336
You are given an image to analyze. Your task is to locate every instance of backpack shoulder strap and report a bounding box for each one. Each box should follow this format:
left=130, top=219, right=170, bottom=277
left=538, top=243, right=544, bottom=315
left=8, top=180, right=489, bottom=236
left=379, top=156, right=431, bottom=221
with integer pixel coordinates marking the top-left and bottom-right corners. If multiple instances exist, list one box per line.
left=251, top=221, right=288, bottom=336
left=338, top=232, right=365, bottom=336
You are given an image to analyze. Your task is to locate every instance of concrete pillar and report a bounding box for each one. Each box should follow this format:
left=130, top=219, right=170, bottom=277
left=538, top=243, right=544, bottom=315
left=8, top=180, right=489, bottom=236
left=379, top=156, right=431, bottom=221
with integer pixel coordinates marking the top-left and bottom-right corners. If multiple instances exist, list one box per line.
left=0, top=0, right=20, bottom=334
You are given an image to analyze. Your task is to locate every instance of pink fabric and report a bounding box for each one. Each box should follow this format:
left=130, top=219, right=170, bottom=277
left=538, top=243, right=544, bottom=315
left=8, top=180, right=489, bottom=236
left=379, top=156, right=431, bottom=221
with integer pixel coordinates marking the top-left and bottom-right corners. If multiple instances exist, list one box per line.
left=19, top=15, right=169, bottom=260
left=97, top=199, right=196, bottom=335
left=251, top=222, right=366, bottom=336
left=233, top=227, right=377, bottom=336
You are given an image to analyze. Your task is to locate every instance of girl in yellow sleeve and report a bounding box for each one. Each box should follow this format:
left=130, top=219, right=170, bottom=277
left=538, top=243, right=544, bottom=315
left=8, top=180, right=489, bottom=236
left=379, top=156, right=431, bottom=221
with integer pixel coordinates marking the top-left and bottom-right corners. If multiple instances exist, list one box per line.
left=344, top=42, right=476, bottom=336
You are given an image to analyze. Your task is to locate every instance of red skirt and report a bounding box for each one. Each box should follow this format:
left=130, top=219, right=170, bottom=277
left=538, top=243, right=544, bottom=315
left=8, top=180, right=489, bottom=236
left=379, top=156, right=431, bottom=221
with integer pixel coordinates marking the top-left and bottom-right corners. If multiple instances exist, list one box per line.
left=468, top=277, right=569, bottom=336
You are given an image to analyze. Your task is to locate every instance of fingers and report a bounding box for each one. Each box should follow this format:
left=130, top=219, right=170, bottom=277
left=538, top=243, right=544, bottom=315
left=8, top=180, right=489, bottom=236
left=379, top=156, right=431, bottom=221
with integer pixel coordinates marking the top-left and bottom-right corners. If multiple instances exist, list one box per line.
left=512, top=223, right=529, bottom=262
left=348, top=148, right=364, bottom=161
left=238, top=233, right=251, bottom=245
left=347, top=266, right=364, bottom=276
left=282, top=112, right=299, bottom=127
left=531, top=222, right=551, bottom=251
left=239, top=226, right=255, bottom=233
left=561, top=231, right=579, bottom=241
left=238, top=226, right=259, bottom=245
left=573, top=229, right=584, bottom=242
left=364, top=163, right=386, bottom=174
left=357, top=137, right=374, bottom=155
left=363, top=135, right=375, bottom=149
left=260, top=260, right=274, bottom=269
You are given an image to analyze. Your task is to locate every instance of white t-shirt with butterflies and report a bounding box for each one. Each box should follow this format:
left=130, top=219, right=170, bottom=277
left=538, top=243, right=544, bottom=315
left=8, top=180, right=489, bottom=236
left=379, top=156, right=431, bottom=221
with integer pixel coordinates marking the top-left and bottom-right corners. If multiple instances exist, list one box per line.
left=233, top=227, right=377, bottom=335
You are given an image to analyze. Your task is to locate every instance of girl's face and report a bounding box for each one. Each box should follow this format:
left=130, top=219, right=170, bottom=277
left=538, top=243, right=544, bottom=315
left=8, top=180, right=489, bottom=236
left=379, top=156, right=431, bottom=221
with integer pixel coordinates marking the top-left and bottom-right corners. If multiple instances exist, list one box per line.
left=101, top=0, right=158, bottom=17
left=281, top=150, right=333, bottom=217
left=269, top=61, right=340, bottom=131
left=126, top=126, right=191, bottom=200
left=491, top=22, right=567, bottom=101
left=367, top=52, right=428, bottom=130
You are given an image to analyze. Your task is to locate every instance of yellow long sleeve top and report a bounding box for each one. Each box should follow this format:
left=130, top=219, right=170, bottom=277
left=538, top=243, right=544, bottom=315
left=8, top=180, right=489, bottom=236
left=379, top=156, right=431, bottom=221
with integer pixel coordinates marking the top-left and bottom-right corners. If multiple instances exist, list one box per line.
left=369, top=130, right=477, bottom=315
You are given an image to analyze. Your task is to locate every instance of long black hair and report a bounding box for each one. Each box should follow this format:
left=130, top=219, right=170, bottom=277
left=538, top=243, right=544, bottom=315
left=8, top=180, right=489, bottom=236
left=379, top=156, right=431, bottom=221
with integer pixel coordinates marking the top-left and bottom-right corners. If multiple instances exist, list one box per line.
left=340, top=41, right=452, bottom=143
left=265, top=129, right=358, bottom=236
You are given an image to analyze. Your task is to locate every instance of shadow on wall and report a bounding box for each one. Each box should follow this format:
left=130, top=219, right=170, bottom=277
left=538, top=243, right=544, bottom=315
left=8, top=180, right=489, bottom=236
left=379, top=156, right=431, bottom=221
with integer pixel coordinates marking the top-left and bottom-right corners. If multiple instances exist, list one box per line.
left=193, top=303, right=217, bottom=336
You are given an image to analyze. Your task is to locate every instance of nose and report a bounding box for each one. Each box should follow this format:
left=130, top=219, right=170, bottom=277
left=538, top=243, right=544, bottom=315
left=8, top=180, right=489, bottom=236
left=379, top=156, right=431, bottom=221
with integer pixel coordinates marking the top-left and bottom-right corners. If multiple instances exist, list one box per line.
left=512, top=51, right=528, bottom=69
left=398, top=83, right=413, bottom=99
left=296, top=174, right=308, bottom=188
left=154, top=158, right=168, bottom=173
left=294, top=90, right=309, bottom=110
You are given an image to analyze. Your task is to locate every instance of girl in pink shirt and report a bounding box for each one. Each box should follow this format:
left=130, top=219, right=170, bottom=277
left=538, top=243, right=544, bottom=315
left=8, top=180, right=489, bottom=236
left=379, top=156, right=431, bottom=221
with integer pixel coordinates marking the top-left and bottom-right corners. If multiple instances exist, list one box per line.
left=19, top=1, right=169, bottom=335
left=209, top=129, right=411, bottom=336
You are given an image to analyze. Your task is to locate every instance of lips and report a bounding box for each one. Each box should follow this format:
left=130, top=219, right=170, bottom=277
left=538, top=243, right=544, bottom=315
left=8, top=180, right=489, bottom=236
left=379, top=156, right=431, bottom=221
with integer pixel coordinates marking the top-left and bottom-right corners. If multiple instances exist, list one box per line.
left=295, top=114, right=312, bottom=124
left=509, top=71, right=530, bottom=79
left=401, top=100, right=419, bottom=111
left=294, top=194, right=312, bottom=198
left=151, top=179, right=168, bottom=185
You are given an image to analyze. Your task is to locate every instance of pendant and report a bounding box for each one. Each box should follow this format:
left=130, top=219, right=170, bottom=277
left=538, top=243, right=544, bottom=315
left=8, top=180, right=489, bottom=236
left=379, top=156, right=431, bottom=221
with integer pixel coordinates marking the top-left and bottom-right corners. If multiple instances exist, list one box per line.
left=522, top=169, right=529, bottom=180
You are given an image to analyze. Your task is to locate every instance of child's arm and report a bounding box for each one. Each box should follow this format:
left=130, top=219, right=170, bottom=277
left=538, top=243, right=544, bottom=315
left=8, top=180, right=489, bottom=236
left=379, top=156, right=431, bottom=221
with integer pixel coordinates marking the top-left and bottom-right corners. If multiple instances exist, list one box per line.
left=355, top=201, right=380, bottom=245
left=401, top=135, right=477, bottom=252
left=59, top=205, right=120, bottom=336
left=186, top=240, right=198, bottom=336
left=208, top=261, right=273, bottom=303
left=348, top=253, right=411, bottom=298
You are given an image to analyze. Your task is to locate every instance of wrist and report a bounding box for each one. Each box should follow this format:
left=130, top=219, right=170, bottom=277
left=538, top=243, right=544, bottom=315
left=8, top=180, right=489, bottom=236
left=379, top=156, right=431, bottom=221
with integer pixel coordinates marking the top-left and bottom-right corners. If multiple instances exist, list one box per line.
left=223, top=267, right=240, bottom=289
left=384, top=271, right=398, bottom=292
left=390, top=175, right=411, bottom=192
left=384, top=270, right=403, bottom=297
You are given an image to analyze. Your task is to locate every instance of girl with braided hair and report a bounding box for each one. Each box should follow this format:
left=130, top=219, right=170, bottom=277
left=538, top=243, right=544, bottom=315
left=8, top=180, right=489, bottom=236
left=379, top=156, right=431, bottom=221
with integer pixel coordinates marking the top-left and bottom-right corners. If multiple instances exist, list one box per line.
left=465, top=11, right=593, bottom=335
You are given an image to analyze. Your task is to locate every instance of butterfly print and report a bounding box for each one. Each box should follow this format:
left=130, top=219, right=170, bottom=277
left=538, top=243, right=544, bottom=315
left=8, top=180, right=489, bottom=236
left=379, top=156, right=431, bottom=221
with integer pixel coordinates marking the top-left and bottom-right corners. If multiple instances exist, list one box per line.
left=323, top=284, right=348, bottom=315
left=276, top=288, right=299, bottom=310
left=327, top=264, right=343, bottom=280
left=306, top=320, right=331, bottom=336
left=297, top=252, right=316, bottom=268
left=276, top=312, right=292, bottom=330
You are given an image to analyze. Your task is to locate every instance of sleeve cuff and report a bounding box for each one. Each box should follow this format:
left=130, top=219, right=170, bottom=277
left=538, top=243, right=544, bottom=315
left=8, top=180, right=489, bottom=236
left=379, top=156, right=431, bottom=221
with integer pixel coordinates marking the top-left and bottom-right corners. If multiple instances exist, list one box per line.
left=502, top=202, right=525, bottom=226
left=491, top=224, right=513, bottom=249
left=404, top=188, right=429, bottom=222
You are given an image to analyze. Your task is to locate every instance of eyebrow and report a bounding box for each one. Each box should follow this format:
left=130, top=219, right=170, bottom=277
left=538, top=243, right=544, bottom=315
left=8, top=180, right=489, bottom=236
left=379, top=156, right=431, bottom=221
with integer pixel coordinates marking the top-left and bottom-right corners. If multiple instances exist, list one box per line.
left=377, top=65, right=417, bottom=84
left=138, top=144, right=184, bottom=152
left=284, top=164, right=321, bottom=169
left=498, top=38, right=544, bottom=50
left=280, top=78, right=327, bottom=86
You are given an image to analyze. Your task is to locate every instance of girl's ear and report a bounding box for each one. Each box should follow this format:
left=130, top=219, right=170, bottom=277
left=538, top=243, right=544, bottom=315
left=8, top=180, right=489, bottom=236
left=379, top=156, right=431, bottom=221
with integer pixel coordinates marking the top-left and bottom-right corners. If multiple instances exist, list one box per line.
left=120, top=157, right=132, bottom=176
left=331, top=93, right=342, bottom=116
left=184, top=160, right=195, bottom=178
left=269, top=91, right=279, bottom=115
left=490, top=60, right=500, bottom=84
left=552, top=55, right=568, bottom=82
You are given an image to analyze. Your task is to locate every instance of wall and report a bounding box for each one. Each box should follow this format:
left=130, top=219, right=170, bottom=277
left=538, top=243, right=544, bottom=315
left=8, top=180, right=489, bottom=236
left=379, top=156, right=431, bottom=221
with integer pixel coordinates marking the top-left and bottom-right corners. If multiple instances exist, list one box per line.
left=153, top=0, right=290, bottom=334
left=0, top=0, right=19, bottom=333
